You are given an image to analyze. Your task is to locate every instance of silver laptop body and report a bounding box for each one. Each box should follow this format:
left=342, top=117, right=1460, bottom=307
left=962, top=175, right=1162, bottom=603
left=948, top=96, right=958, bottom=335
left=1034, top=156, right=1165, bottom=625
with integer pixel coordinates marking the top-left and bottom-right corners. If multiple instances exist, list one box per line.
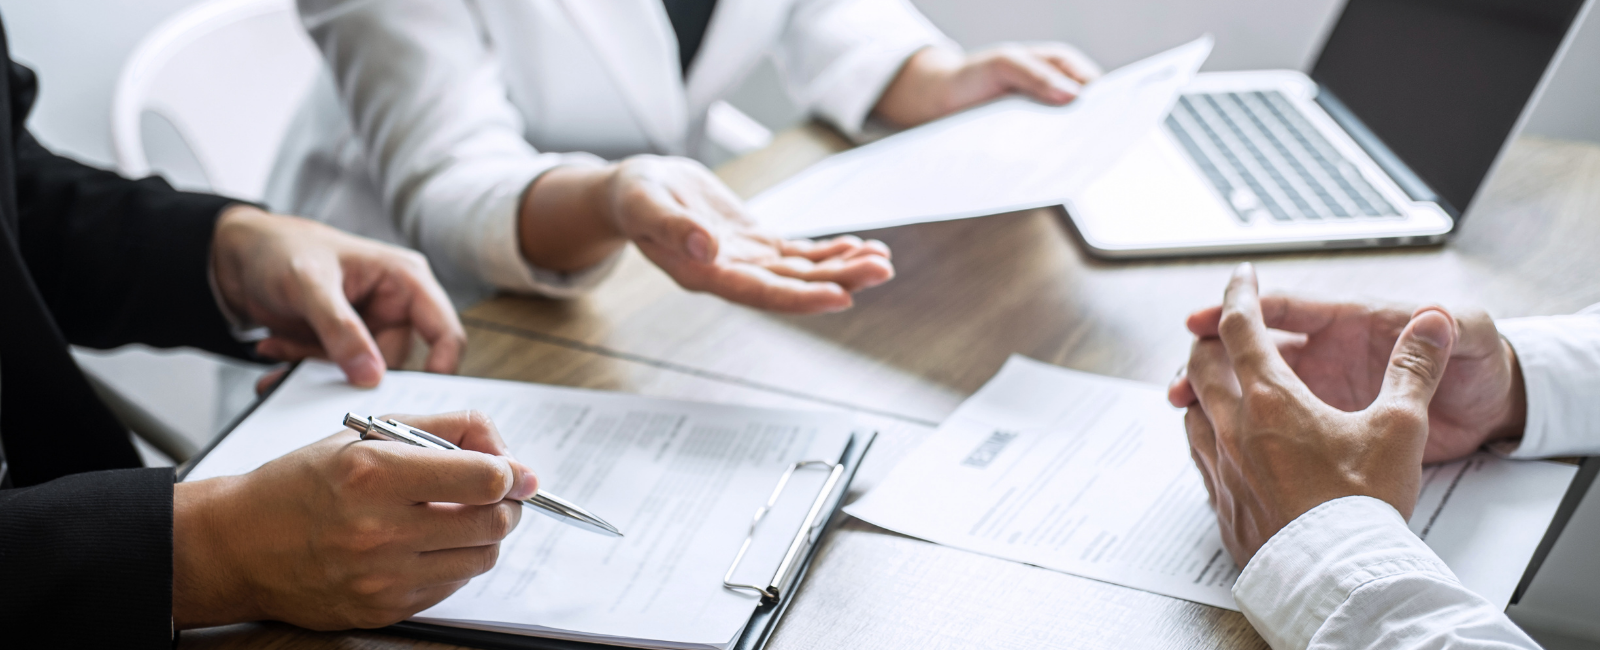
left=1067, top=0, right=1595, bottom=258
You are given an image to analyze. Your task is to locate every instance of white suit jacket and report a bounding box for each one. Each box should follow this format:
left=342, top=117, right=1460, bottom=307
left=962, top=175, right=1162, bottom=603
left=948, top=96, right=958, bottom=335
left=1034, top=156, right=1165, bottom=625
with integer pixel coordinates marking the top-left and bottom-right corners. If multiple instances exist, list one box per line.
left=266, top=0, right=949, bottom=302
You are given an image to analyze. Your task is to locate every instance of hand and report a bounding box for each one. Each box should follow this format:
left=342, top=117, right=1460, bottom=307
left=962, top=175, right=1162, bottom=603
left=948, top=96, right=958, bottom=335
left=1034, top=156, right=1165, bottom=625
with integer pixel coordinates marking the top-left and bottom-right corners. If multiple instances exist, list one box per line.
left=1169, top=295, right=1526, bottom=463
left=603, top=156, right=895, bottom=313
left=1179, top=264, right=1457, bottom=565
left=873, top=43, right=1103, bottom=127
left=211, top=205, right=467, bottom=387
left=173, top=411, right=537, bottom=630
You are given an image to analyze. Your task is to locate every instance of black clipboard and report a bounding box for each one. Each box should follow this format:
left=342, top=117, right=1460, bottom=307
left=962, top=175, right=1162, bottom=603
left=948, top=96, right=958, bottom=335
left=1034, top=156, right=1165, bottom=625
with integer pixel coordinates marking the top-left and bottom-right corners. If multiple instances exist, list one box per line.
left=1510, top=455, right=1599, bottom=605
left=181, top=368, right=875, bottom=650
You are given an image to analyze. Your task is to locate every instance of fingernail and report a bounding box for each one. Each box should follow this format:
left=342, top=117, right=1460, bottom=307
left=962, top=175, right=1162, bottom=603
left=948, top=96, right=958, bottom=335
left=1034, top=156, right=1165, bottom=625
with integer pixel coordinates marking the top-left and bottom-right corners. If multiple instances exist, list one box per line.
left=509, top=463, right=539, bottom=500
left=685, top=231, right=713, bottom=263
left=1051, top=77, right=1082, bottom=96
left=1412, top=310, right=1455, bottom=349
left=345, top=354, right=384, bottom=387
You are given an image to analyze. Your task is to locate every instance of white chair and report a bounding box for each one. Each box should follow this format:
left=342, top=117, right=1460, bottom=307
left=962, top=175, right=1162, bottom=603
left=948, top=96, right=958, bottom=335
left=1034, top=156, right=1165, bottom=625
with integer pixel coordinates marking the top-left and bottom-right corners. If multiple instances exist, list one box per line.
left=87, top=0, right=320, bottom=463
left=112, top=0, right=321, bottom=201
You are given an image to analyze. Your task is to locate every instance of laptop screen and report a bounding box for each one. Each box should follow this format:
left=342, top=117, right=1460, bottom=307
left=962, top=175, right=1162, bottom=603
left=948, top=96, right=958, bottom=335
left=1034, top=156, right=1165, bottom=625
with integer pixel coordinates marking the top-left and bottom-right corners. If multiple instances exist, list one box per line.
left=1311, top=0, right=1586, bottom=215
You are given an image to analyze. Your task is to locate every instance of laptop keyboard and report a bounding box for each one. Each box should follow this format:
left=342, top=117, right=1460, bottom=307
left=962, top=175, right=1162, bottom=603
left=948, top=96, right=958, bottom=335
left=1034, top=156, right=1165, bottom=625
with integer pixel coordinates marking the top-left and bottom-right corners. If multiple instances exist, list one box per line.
left=1164, top=91, right=1399, bottom=222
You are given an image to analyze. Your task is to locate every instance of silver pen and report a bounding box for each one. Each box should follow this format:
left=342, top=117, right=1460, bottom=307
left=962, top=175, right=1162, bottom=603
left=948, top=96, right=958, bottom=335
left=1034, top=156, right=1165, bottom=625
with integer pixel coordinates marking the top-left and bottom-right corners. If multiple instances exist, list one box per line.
left=342, top=413, right=623, bottom=537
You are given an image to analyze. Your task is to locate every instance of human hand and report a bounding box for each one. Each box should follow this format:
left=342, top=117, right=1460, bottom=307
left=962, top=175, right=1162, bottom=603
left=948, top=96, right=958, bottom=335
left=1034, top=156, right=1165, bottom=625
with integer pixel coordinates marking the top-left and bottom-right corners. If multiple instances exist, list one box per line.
left=211, top=205, right=467, bottom=387
left=1169, top=294, right=1525, bottom=463
left=873, top=43, right=1103, bottom=127
left=173, top=411, right=536, bottom=630
left=604, top=155, right=894, bottom=313
left=1179, top=264, right=1457, bottom=565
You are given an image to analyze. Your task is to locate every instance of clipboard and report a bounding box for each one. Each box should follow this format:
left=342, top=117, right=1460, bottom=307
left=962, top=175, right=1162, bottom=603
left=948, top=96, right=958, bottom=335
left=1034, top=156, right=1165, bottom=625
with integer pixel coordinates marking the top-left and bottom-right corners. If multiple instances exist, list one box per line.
left=181, top=365, right=877, bottom=650
left=379, top=430, right=876, bottom=650
left=1510, top=455, right=1599, bottom=605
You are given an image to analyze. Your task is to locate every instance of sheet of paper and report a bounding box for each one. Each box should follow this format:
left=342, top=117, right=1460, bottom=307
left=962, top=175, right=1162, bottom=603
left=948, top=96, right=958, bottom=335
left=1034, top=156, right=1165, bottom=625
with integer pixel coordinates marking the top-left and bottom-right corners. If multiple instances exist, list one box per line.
left=847, top=355, right=1578, bottom=610
left=187, top=361, right=855, bottom=650
left=748, top=37, right=1211, bottom=238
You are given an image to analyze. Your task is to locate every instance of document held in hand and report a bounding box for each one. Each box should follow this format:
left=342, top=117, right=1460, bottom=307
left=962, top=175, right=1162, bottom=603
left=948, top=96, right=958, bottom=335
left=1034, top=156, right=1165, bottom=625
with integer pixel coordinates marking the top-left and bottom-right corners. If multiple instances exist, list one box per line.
left=186, top=362, right=857, bottom=650
left=846, top=356, right=1580, bottom=610
left=749, top=37, right=1211, bottom=238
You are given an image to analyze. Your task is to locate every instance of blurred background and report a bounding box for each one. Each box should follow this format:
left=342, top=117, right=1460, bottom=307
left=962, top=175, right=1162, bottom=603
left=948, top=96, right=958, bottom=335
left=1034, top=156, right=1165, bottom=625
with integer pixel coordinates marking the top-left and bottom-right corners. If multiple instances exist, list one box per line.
left=3, top=1, right=1597, bottom=647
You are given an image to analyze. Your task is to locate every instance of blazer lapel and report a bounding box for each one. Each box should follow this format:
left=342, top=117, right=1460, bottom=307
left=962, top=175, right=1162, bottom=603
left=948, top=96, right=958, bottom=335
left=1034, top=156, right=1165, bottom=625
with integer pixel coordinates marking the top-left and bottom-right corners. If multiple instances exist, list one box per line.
left=558, top=0, right=690, bottom=155
left=683, top=0, right=788, bottom=113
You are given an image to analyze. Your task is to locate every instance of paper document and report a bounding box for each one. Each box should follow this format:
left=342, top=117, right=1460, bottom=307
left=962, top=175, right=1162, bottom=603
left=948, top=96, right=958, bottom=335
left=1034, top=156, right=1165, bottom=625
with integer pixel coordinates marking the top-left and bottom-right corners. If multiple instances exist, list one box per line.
left=187, top=362, right=855, bottom=650
left=748, top=37, right=1211, bottom=238
left=847, top=356, right=1578, bottom=610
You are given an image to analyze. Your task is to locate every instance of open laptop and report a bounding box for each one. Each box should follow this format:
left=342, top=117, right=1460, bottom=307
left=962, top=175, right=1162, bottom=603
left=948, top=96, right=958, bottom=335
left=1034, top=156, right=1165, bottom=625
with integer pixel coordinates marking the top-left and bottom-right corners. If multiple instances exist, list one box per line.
left=1066, top=0, right=1594, bottom=257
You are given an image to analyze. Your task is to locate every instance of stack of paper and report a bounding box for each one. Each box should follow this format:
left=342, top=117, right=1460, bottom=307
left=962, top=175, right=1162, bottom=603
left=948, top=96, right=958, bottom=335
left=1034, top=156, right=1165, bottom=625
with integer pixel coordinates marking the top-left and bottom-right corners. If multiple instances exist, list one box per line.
left=186, top=362, right=856, bottom=650
left=847, top=355, right=1578, bottom=610
left=749, top=37, right=1212, bottom=238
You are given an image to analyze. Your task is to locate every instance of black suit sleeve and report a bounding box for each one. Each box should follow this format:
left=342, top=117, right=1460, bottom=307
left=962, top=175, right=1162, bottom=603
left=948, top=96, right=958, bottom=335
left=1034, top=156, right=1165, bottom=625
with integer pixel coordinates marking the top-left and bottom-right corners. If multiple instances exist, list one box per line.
left=11, top=125, right=253, bottom=359
left=0, top=468, right=175, bottom=646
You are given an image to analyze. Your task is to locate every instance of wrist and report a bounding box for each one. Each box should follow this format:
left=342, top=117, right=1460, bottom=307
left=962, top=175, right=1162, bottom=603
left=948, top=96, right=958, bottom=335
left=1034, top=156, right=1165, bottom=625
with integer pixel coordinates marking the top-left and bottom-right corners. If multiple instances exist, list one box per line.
left=173, top=476, right=261, bottom=628
left=210, top=205, right=270, bottom=320
left=873, top=47, right=965, bottom=127
left=517, top=163, right=626, bottom=271
left=1488, top=337, right=1528, bottom=443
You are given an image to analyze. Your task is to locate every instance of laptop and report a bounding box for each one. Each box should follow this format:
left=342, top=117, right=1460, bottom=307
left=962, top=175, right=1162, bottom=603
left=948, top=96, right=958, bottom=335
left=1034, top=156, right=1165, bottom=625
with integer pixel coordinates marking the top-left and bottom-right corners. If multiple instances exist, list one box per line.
left=1066, top=0, right=1594, bottom=258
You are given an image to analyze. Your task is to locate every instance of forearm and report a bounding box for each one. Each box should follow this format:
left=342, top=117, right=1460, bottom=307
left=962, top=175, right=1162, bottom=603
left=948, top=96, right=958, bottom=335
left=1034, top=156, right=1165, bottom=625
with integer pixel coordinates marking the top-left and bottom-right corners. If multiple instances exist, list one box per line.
left=870, top=47, right=965, bottom=128
left=516, top=164, right=627, bottom=272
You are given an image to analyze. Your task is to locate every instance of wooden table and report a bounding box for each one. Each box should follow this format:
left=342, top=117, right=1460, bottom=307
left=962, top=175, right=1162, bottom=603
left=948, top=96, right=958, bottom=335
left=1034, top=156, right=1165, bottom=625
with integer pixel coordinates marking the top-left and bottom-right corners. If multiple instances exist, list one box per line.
left=185, top=125, right=1600, bottom=650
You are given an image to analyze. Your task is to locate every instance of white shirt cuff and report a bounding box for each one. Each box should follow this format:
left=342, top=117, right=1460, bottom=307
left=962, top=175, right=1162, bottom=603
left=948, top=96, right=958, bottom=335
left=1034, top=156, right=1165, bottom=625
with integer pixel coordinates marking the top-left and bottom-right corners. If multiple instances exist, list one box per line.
left=1234, top=496, right=1455, bottom=650
left=466, top=156, right=623, bottom=299
left=1491, top=315, right=1600, bottom=459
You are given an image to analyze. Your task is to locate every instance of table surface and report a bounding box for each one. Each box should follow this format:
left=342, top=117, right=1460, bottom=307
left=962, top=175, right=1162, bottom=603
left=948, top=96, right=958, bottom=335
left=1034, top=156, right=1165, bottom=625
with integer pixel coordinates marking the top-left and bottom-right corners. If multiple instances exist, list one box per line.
left=185, top=124, right=1600, bottom=650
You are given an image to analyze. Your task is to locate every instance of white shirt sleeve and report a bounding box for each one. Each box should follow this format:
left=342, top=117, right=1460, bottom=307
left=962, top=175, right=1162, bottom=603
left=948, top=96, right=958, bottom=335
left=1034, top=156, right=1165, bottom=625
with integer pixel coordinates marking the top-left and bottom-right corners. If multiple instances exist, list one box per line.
left=1234, top=496, right=1541, bottom=650
left=773, top=0, right=956, bottom=139
left=297, top=0, right=620, bottom=297
left=1493, top=307, right=1600, bottom=458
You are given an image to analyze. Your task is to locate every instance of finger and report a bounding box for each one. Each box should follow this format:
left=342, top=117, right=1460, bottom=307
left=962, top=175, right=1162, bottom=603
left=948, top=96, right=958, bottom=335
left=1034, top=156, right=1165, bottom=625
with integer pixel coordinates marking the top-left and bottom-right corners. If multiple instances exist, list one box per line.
left=388, top=252, right=467, bottom=375
left=1186, top=339, right=1243, bottom=429
left=361, top=442, right=530, bottom=505
left=1168, top=371, right=1197, bottom=408
left=296, top=270, right=386, bottom=387
left=1185, top=407, right=1220, bottom=508
left=636, top=180, right=719, bottom=264
left=385, top=411, right=538, bottom=499
left=1216, top=263, right=1295, bottom=386
left=1187, top=296, right=1346, bottom=338
left=414, top=501, right=523, bottom=552
left=255, top=365, right=290, bottom=395
left=374, top=327, right=412, bottom=369
left=1371, top=308, right=1457, bottom=414
left=1030, top=43, right=1103, bottom=83
left=678, top=263, right=855, bottom=314
left=778, top=235, right=867, bottom=262
left=414, top=544, right=506, bottom=587
left=762, top=253, right=895, bottom=292
left=990, top=50, right=1082, bottom=104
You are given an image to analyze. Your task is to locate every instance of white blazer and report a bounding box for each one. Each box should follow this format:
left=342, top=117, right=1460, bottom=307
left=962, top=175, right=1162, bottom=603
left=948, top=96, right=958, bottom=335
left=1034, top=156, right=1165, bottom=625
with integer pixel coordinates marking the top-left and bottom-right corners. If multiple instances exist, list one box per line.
left=266, top=0, right=950, bottom=302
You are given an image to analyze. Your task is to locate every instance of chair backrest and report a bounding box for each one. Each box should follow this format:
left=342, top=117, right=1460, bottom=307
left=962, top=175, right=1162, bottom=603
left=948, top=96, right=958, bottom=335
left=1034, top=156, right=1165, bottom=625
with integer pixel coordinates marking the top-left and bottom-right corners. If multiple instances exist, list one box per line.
left=112, top=0, right=321, bottom=202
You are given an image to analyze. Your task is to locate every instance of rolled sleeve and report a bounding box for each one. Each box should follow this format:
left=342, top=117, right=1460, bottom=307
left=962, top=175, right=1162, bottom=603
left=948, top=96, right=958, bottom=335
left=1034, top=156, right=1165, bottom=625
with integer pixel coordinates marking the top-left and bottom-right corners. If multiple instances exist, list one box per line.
left=1493, top=314, right=1600, bottom=459
left=1235, top=496, right=1537, bottom=650
left=776, top=0, right=955, bottom=139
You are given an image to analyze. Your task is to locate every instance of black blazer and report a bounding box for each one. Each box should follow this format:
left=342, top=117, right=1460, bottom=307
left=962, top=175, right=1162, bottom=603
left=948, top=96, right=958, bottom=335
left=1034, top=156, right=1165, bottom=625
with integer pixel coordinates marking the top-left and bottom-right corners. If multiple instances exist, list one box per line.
left=0, top=13, right=253, bottom=647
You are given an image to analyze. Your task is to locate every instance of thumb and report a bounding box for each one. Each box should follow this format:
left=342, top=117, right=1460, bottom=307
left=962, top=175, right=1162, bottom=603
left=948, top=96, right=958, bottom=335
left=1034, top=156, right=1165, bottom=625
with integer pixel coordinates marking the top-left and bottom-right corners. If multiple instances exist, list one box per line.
left=1374, top=308, right=1457, bottom=410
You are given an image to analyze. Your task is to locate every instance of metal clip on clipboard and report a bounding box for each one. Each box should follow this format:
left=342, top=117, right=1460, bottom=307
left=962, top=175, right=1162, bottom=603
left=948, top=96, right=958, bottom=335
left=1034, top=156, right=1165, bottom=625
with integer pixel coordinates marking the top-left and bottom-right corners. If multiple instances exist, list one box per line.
left=722, top=459, right=846, bottom=605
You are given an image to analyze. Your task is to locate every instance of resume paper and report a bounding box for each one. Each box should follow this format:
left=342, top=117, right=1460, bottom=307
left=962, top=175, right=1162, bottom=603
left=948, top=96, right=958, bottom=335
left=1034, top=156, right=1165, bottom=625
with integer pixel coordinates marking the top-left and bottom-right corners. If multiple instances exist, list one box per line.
left=846, top=356, right=1578, bottom=610
left=187, top=362, right=856, bottom=650
left=749, top=37, right=1211, bottom=238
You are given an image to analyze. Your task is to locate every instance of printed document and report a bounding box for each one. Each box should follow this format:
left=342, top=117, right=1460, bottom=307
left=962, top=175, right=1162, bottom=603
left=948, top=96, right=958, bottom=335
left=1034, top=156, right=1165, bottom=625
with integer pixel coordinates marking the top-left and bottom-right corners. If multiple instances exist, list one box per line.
left=187, top=361, right=855, bottom=649
left=748, top=37, right=1211, bottom=238
left=847, top=356, right=1578, bottom=610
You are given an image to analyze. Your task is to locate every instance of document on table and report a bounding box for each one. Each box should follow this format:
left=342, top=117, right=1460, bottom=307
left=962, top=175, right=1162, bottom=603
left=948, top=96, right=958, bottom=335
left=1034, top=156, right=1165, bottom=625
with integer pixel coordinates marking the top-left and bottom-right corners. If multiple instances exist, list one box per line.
left=748, top=37, right=1211, bottom=238
left=186, top=361, right=856, bottom=650
left=847, top=355, right=1578, bottom=610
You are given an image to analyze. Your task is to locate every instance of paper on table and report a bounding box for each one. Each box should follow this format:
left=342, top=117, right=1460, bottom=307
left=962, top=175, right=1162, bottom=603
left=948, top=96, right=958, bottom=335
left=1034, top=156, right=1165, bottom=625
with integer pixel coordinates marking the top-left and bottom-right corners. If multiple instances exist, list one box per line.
left=748, top=37, right=1211, bottom=239
left=186, top=361, right=855, bottom=650
left=846, top=355, right=1578, bottom=610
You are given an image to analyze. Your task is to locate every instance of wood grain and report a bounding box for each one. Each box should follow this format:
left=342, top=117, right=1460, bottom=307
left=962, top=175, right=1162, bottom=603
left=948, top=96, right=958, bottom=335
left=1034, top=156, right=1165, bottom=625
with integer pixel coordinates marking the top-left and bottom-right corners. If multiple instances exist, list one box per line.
left=190, top=125, right=1600, bottom=650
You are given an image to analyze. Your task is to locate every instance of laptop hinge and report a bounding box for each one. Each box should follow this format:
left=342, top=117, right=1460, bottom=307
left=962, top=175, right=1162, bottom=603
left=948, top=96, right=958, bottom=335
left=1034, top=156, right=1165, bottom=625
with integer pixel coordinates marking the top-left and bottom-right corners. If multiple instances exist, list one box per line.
left=1314, top=86, right=1456, bottom=217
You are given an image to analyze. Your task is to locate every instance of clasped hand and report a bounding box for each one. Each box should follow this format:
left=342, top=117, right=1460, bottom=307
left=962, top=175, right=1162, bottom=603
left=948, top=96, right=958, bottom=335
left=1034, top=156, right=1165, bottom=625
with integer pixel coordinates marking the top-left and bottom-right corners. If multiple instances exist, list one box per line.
left=1168, top=264, right=1526, bottom=566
